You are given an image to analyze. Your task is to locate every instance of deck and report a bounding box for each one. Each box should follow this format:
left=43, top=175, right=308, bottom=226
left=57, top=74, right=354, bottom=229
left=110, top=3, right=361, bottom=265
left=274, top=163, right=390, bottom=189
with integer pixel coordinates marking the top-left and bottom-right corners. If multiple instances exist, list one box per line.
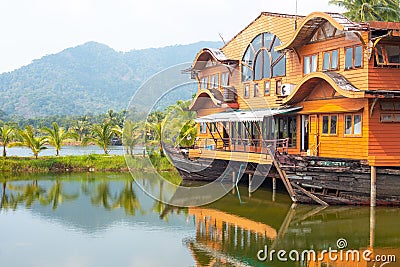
left=188, top=148, right=273, bottom=165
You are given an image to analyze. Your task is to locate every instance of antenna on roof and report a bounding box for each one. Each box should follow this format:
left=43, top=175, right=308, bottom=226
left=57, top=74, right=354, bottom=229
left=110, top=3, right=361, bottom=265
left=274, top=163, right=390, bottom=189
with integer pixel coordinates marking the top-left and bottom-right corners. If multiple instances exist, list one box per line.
left=218, top=33, right=226, bottom=45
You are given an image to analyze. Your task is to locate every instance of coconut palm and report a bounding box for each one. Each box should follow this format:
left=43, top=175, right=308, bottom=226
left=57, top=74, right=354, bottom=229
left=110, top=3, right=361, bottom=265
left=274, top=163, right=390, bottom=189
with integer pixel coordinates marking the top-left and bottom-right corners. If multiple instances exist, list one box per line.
left=41, top=122, right=77, bottom=156
left=0, top=124, right=15, bottom=157
left=146, top=115, right=167, bottom=157
left=123, top=121, right=145, bottom=156
left=329, top=0, right=400, bottom=22
left=83, top=122, right=119, bottom=154
left=11, top=126, right=47, bottom=159
left=72, top=115, right=90, bottom=142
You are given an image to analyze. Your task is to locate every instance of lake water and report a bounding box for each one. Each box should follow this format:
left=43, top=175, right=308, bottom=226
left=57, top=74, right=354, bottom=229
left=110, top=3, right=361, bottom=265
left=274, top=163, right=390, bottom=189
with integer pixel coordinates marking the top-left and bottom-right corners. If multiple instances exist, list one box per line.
left=1, top=173, right=399, bottom=267
left=4, top=145, right=134, bottom=157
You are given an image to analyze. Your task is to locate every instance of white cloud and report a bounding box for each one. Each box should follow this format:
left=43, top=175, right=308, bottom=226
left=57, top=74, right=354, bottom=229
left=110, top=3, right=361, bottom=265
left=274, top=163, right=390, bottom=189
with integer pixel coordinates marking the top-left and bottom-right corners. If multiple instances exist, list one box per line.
left=0, top=0, right=344, bottom=73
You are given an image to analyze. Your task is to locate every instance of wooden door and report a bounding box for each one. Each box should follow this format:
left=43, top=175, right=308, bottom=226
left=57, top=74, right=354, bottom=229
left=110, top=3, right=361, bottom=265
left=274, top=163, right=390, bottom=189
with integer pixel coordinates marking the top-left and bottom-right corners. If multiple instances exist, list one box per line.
left=308, top=115, right=319, bottom=156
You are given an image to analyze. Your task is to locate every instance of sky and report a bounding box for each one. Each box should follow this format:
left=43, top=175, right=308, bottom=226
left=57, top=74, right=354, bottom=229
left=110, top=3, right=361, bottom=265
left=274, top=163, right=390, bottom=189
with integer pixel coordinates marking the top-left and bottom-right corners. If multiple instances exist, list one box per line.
left=0, top=0, right=344, bottom=73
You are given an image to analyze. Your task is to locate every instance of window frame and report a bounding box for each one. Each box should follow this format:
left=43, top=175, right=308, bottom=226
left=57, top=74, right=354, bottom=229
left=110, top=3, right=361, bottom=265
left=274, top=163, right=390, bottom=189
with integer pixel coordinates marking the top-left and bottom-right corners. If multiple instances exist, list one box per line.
left=344, top=45, right=363, bottom=70
left=322, top=49, right=339, bottom=71
left=321, top=114, right=338, bottom=136
left=303, top=54, right=318, bottom=75
left=199, top=122, right=207, bottom=134
left=244, top=83, right=250, bottom=99
left=375, top=43, right=400, bottom=66
left=275, top=79, right=283, bottom=96
left=264, top=80, right=270, bottom=96
left=253, top=83, right=259, bottom=97
left=344, top=113, right=363, bottom=137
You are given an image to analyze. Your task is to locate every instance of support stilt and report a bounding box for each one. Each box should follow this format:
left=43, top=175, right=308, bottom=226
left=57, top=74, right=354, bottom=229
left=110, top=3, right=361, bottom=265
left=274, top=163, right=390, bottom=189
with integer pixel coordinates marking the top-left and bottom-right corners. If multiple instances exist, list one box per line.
left=232, top=171, right=236, bottom=195
left=248, top=174, right=253, bottom=197
left=369, top=206, right=376, bottom=249
left=272, top=178, right=276, bottom=202
left=371, top=166, right=377, bottom=207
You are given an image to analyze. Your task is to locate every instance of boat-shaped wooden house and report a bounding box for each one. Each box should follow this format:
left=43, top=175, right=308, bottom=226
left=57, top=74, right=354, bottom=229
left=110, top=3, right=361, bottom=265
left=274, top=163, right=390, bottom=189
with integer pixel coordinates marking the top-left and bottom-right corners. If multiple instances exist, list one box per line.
left=184, top=11, right=400, bottom=206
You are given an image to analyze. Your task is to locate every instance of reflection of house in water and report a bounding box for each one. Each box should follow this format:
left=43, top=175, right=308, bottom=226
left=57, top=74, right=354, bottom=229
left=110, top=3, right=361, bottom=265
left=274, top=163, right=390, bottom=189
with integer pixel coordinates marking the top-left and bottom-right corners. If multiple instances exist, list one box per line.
left=185, top=207, right=278, bottom=267
left=181, top=191, right=400, bottom=267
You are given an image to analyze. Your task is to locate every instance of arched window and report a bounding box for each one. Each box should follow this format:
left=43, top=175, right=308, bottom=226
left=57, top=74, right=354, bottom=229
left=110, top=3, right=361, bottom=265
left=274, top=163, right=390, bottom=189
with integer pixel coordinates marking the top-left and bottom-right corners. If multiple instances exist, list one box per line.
left=241, top=32, right=286, bottom=82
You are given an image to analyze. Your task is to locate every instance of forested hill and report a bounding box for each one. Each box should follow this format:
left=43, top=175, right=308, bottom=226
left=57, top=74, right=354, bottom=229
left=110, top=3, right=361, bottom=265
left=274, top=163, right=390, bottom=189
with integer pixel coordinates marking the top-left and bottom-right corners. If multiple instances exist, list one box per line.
left=0, top=41, right=222, bottom=118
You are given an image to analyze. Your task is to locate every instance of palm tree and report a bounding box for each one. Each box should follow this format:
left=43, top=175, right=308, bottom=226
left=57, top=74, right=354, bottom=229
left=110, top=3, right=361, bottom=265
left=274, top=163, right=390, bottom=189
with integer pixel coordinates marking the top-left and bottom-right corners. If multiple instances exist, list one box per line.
left=146, top=115, right=167, bottom=156
left=123, top=121, right=145, bottom=156
left=83, top=122, right=119, bottom=154
left=0, top=124, right=15, bottom=157
left=41, top=122, right=77, bottom=156
left=72, top=115, right=90, bottom=142
left=11, top=126, right=47, bottom=159
left=329, top=0, right=400, bottom=22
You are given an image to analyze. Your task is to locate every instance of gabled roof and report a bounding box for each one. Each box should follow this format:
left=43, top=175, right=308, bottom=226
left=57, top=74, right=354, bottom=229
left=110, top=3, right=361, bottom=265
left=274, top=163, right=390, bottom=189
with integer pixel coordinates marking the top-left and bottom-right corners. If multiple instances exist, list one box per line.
left=221, top=12, right=302, bottom=51
left=276, top=12, right=369, bottom=52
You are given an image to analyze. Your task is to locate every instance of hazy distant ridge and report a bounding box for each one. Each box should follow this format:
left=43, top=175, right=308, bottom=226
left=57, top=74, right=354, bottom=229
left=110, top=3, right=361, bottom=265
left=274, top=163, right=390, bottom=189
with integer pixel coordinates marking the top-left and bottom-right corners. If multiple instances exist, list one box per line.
left=0, top=41, right=222, bottom=118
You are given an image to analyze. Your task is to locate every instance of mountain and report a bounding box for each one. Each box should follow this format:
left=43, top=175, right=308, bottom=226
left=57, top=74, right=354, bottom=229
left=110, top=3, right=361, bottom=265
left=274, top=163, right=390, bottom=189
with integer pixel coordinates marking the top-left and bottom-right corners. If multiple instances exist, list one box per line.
left=0, top=41, right=222, bottom=118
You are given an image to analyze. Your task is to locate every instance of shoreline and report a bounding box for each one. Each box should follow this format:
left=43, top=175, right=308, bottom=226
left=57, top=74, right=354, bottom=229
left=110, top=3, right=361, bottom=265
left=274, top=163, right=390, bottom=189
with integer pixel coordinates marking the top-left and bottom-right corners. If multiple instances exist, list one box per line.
left=0, top=154, right=176, bottom=174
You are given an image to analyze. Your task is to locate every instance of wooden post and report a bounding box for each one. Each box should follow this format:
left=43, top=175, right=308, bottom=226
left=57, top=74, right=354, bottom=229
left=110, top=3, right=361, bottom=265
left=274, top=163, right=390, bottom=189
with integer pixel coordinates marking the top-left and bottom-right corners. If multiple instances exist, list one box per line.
left=232, top=171, right=236, bottom=195
left=248, top=174, right=253, bottom=197
left=272, top=177, right=277, bottom=202
left=371, top=166, right=377, bottom=207
left=369, top=206, right=376, bottom=249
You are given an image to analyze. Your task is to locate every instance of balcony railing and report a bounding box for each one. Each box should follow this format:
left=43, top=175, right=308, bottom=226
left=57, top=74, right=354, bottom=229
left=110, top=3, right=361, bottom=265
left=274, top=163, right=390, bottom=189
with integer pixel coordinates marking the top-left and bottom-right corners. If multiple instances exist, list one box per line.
left=194, top=137, right=290, bottom=154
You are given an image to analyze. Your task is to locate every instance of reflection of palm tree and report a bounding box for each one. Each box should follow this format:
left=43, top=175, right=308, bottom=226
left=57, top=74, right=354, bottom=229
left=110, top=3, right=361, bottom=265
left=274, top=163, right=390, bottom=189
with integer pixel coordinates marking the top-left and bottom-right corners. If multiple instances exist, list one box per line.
left=0, top=182, right=21, bottom=211
left=90, top=182, right=115, bottom=210
left=6, top=180, right=45, bottom=208
left=113, top=181, right=142, bottom=216
left=40, top=180, right=79, bottom=210
left=152, top=180, right=167, bottom=220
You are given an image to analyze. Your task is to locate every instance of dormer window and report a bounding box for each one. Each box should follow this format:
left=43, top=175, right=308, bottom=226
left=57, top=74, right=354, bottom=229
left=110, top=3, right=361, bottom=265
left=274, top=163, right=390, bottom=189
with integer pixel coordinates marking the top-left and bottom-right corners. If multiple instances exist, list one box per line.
left=375, top=44, right=400, bottom=66
left=310, top=21, right=343, bottom=43
left=241, top=32, right=286, bottom=82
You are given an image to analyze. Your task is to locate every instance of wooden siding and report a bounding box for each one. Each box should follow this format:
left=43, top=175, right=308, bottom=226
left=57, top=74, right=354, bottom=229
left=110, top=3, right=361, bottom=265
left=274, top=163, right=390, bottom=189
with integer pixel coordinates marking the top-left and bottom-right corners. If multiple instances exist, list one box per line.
left=296, top=98, right=369, bottom=160
left=368, top=99, right=400, bottom=166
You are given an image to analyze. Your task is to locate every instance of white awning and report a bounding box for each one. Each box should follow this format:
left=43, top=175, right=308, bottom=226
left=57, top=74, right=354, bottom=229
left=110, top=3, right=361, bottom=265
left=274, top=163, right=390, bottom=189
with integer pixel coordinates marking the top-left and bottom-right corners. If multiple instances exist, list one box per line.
left=195, top=106, right=302, bottom=123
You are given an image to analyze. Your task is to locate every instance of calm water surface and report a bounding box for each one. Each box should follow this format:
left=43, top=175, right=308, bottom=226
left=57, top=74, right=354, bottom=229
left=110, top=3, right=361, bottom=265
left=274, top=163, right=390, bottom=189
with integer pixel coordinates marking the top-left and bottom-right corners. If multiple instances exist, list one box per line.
left=0, top=173, right=399, bottom=267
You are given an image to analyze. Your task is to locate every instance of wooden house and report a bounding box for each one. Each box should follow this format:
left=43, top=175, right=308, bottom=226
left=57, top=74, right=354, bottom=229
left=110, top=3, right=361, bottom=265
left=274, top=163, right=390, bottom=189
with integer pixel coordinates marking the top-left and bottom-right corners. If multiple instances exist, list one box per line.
left=184, top=12, right=400, bottom=205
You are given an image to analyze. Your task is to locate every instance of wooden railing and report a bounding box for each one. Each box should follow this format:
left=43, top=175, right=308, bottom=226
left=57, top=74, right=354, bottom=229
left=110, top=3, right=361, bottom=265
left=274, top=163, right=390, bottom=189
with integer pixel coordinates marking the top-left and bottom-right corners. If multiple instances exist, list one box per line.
left=194, top=137, right=290, bottom=154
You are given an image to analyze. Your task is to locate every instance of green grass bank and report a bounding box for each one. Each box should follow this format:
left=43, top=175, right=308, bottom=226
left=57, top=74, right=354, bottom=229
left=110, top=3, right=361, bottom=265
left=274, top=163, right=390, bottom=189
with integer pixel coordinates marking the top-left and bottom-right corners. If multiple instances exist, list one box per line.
left=0, top=154, right=177, bottom=174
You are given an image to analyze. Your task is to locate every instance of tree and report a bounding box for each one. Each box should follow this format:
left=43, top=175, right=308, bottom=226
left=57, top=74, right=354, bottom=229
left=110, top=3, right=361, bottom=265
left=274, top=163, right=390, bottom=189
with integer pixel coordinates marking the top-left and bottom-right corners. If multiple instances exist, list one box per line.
left=11, top=126, right=47, bottom=159
left=329, top=0, right=400, bottom=22
left=123, top=121, right=145, bottom=155
left=83, top=122, right=119, bottom=154
left=0, top=124, right=15, bottom=157
left=41, top=122, right=77, bottom=156
left=146, top=114, right=167, bottom=157
left=72, top=115, right=90, bottom=142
